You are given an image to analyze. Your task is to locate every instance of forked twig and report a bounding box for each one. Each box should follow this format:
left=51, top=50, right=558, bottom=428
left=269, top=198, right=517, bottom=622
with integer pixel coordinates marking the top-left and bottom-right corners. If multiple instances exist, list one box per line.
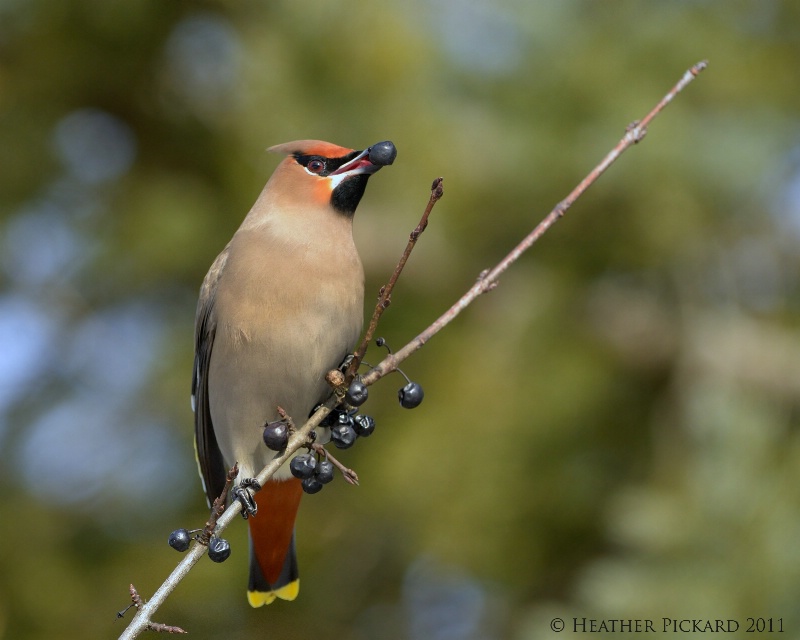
left=346, top=177, right=444, bottom=380
left=312, top=442, right=360, bottom=485
left=199, top=463, right=239, bottom=545
left=120, top=585, right=187, bottom=635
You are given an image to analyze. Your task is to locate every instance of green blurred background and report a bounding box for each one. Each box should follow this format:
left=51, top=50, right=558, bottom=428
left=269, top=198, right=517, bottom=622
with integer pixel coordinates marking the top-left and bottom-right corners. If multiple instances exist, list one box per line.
left=2, top=1, right=800, bottom=638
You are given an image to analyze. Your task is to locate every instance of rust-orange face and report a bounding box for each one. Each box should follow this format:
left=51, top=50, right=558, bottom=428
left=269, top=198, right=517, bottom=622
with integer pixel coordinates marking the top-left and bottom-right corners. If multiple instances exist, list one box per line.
left=269, top=140, right=396, bottom=215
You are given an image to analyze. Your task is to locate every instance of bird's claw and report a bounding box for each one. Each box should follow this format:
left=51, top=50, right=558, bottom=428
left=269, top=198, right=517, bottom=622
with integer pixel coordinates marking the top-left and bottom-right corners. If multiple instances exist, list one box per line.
left=339, top=354, right=355, bottom=372
left=232, top=478, right=261, bottom=519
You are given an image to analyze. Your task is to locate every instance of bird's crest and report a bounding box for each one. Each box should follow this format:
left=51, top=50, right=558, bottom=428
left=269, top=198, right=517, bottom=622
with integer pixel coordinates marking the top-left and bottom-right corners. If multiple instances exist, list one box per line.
left=268, top=140, right=354, bottom=159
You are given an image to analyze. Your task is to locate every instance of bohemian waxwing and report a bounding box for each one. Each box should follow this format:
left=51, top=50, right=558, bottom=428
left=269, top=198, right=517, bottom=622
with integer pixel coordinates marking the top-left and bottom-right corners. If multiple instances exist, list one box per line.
left=192, top=139, right=396, bottom=606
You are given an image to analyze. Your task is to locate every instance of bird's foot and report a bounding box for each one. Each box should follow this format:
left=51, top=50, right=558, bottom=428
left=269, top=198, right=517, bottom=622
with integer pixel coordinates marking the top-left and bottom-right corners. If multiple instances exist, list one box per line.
left=232, top=478, right=261, bottom=519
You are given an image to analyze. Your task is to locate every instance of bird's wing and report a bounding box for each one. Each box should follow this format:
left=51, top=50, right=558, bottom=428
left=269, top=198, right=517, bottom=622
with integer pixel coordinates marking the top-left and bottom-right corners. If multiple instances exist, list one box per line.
left=192, top=243, right=231, bottom=506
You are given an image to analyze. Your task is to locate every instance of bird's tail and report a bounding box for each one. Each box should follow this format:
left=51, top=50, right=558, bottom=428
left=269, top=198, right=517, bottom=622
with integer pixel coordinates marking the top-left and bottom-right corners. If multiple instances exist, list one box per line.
left=246, top=478, right=303, bottom=607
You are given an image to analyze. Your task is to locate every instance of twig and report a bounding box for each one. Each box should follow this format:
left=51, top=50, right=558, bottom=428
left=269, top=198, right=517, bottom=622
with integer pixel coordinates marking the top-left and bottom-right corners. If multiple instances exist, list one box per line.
left=120, top=585, right=187, bottom=635
left=198, top=463, right=238, bottom=545
left=118, top=61, right=706, bottom=639
left=346, top=177, right=444, bottom=380
left=147, top=623, right=188, bottom=635
left=361, top=60, right=708, bottom=387
left=312, top=443, right=360, bottom=485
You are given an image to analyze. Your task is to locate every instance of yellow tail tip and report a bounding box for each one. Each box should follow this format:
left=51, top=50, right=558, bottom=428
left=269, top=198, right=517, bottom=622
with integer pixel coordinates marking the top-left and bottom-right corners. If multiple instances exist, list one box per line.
left=247, top=580, right=300, bottom=607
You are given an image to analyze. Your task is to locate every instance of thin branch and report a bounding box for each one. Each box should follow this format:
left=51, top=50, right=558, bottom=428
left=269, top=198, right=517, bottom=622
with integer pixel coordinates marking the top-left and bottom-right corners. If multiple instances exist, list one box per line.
left=312, top=442, right=360, bottom=485
left=346, top=177, right=444, bottom=380
left=361, top=60, right=708, bottom=387
left=199, top=463, right=238, bottom=545
left=121, top=585, right=187, bottom=635
left=147, top=622, right=188, bottom=635
left=118, top=60, right=706, bottom=639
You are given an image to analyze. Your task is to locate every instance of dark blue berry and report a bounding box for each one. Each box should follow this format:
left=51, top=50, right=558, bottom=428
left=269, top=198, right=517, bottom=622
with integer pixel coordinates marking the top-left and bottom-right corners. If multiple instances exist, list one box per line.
left=398, top=382, right=424, bottom=409
left=301, top=476, right=324, bottom=494
left=335, top=411, right=355, bottom=427
left=368, top=141, right=397, bottom=167
left=330, top=423, right=357, bottom=449
left=315, top=460, right=335, bottom=484
left=168, top=528, right=191, bottom=552
left=290, top=453, right=317, bottom=479
left=262, top=421, right=288, bottom=451
left=345, top=379, right=369, bottom=406
left=353, top=414, right=376, bottom=437
left=208, top=536, right=231, bottom=563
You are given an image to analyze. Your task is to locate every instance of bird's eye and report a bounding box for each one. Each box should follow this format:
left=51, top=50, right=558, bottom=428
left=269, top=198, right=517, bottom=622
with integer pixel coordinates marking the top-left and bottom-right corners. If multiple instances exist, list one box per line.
left=307, top=159, right=325, bottom=174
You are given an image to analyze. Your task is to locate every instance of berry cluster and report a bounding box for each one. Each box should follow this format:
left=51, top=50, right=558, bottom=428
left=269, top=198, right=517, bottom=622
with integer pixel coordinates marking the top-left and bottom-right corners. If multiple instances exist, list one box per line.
left=261, top=350, right=425, bottom=496
left=289, top=453, right=335, bottom=494
left=324, top=406, right=376, bottom=449
left=169, top=352, right=427, bottom=565
left=283, top=404, right=376, bottom=494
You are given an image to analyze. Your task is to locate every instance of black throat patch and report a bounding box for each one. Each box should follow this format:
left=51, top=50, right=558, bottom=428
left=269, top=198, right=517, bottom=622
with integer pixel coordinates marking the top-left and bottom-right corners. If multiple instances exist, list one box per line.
left=330, top=174, right=370, bottom=216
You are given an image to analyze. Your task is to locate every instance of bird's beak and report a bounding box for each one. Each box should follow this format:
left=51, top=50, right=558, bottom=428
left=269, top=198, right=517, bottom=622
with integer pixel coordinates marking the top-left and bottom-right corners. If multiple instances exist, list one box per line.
left=331, top=141, right=397, bottom=178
